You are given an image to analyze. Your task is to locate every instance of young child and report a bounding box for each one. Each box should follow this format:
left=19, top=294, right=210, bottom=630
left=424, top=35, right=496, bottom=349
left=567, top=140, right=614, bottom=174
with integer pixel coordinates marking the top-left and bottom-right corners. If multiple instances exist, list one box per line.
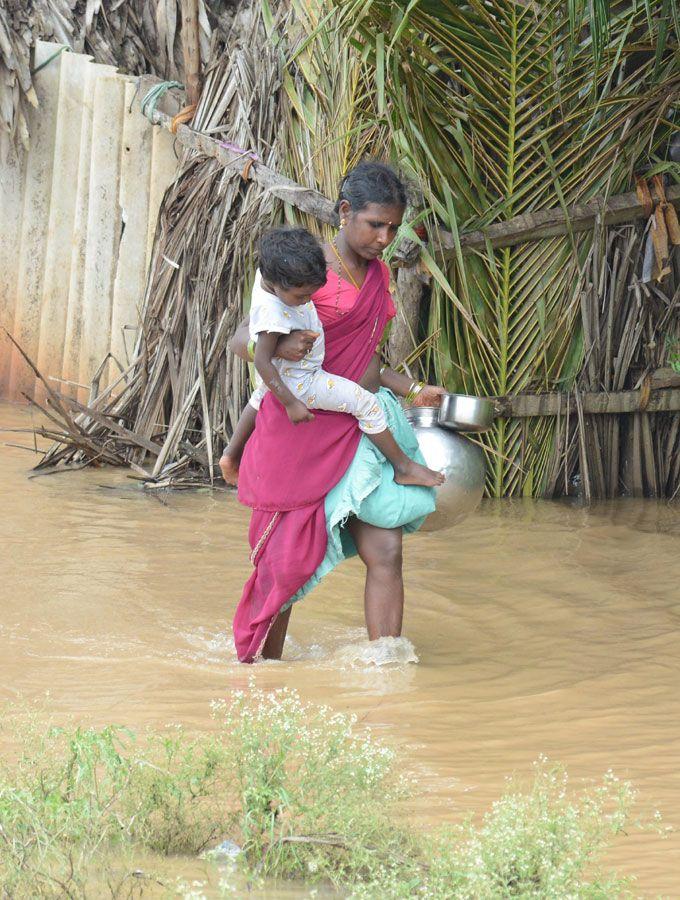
left=222, top=227, right=444, bottom=488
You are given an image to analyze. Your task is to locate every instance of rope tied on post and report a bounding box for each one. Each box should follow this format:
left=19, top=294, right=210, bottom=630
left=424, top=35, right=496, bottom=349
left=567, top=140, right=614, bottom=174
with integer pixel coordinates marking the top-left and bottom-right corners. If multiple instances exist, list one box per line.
left=170, top=104, right=198, bottom=133
left=140, top=81, right=185, bottom=119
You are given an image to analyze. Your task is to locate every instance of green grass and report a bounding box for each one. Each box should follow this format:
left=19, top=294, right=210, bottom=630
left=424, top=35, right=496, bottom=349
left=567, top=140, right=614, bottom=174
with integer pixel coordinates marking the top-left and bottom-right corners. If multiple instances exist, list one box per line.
left=0, top=688, right=665, bottom=897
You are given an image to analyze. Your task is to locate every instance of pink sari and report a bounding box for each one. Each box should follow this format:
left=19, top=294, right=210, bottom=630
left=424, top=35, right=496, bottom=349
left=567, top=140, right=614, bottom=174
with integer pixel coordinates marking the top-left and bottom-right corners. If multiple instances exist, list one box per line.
left=234, top=260, right=390, bottom=662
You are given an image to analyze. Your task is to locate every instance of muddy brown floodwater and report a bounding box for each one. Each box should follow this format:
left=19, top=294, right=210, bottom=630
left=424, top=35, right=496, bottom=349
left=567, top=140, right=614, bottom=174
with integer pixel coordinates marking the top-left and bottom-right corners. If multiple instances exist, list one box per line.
left=1, top=401, right=680, bottom=896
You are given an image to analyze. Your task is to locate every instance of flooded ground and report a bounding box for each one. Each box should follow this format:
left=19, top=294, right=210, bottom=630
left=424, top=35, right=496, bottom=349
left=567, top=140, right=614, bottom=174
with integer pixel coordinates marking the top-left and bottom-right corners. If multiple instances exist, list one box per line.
left=1, top=400, right=679, bottom=896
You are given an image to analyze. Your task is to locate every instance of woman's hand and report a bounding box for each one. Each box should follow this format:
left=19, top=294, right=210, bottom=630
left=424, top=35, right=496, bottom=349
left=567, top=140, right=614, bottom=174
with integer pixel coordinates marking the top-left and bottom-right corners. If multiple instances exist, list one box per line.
left=413, top=384, right=447, bottom=408
left=379, top=366, right=447, bottom=407
left=276, top=330, right=319, bottom=362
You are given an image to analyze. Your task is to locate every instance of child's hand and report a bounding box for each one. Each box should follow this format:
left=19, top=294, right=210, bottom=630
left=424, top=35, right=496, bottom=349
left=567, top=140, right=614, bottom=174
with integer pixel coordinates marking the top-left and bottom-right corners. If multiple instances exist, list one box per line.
left=287, top=400, right=314, bottom=424
left=276, top=330, right=319, bottom=362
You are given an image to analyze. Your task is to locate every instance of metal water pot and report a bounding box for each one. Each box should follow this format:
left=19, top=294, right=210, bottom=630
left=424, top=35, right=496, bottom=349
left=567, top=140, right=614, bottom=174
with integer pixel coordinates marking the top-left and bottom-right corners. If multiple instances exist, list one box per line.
left=404, top=407, right=486, bottom=532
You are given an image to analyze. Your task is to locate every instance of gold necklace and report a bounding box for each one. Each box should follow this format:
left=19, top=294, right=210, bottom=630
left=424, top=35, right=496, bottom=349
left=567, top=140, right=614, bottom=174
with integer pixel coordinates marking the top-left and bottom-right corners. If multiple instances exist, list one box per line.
left=330, top=237, right=361, bottom=318
left=331, top=238, right=361, bottom=287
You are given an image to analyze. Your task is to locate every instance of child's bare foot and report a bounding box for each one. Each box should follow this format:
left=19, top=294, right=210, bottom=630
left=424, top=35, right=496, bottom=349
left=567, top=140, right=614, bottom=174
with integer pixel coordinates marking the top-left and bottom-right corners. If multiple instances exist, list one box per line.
left=393, top=459, right=445, bottom=487
left=219, top=453, right=240, bottom=486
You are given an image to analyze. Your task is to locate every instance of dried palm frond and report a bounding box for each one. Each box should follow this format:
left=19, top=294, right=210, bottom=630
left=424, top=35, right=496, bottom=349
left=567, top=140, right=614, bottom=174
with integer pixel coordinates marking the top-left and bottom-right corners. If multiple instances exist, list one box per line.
left=547, top=222, right=680, bottom=499
left=274, top=0, right=386, bottom=237
left=33, top=4, right=282, bottom=485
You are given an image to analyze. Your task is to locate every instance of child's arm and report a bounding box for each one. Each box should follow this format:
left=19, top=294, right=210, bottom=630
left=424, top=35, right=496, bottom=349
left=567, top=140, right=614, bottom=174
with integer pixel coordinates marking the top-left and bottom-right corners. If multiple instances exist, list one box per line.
left=254, top=332, right=313, bottom=424
left=229, top=316, right=320, bottom=363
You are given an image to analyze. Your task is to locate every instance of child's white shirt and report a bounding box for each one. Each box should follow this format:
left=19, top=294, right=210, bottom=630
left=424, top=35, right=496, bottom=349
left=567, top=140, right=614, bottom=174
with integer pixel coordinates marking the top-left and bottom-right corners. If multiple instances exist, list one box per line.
left=247, top=271, right=386, bottom=433
left=249, top=270, right=325, bottom=394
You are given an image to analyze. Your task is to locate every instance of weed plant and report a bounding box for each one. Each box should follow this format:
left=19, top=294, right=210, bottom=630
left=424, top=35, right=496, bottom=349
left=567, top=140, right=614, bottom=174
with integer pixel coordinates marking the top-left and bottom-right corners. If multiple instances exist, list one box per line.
left=0, top=689, right=661, bottom=898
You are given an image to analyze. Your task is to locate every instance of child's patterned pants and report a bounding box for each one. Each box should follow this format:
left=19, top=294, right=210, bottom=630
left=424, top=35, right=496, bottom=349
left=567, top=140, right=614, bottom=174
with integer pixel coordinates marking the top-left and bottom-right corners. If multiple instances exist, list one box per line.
left=250, top=368, right=387, bottom=433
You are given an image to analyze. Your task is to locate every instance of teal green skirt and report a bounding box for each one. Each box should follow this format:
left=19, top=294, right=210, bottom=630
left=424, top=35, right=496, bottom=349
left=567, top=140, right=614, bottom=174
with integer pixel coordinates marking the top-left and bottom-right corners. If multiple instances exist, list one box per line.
left=285, top=389, right=436, bottom=608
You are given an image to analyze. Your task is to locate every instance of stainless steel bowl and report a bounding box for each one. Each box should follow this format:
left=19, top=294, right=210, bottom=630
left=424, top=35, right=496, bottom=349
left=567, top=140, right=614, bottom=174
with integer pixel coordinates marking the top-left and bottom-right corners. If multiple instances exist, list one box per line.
left=438, top=393, right=495, bottom=432
left=404, top=407, right=485, bottom=532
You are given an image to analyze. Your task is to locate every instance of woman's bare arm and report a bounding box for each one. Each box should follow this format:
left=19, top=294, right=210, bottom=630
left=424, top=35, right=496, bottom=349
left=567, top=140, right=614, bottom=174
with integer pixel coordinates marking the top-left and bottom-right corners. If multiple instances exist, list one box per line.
left=380, top=358, right=447, bottom=406
left=379, top=364, right=413, bottom=397
left=229, top=317, right=251, bottom=361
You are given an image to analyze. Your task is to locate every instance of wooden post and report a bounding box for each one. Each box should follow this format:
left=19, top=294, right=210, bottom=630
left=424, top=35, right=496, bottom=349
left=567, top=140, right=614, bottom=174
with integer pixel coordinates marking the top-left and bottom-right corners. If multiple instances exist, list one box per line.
left=443, top=185, right=680, bottom=254
left=181, top=0, right=201, bottom=106
left=388, top=266, right=425, bottom=370
left=143, top=104, right=338, bottom=222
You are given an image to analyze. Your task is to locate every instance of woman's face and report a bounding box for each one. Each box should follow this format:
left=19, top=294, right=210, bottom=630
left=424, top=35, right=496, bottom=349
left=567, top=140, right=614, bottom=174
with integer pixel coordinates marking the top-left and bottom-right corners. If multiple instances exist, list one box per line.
left=340, top=201, right=404, bottom=260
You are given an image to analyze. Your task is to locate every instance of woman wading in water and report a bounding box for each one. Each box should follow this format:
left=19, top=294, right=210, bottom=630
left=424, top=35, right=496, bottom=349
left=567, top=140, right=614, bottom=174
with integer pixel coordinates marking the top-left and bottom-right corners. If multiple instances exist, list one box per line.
left=223, top=162, right=445, bottom=662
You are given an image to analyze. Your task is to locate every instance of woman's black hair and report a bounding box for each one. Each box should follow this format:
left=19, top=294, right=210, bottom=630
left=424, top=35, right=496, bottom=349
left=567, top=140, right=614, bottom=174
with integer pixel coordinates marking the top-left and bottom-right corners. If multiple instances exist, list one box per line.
left=258, top=227, right=327, bottom=290
left=335, top=161, right=407, bottom=214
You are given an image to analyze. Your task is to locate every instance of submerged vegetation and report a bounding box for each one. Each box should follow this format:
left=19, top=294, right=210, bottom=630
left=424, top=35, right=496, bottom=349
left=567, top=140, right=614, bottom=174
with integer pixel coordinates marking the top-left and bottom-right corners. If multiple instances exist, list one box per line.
left=0, top=687, right=662, bottom=898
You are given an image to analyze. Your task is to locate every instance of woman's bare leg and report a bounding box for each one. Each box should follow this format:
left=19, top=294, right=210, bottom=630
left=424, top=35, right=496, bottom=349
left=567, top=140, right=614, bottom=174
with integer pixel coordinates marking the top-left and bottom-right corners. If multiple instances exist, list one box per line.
left=261, top=605, right=292, bottom=659
left=348, top=519, right=404, bottom=639
left=260, top=521, right=403, bottom=658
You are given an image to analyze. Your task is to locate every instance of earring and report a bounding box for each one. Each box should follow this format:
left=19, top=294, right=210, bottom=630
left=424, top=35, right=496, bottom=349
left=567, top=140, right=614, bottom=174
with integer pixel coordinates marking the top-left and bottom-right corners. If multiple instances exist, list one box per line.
left=340, top=217, right=346, bottom=228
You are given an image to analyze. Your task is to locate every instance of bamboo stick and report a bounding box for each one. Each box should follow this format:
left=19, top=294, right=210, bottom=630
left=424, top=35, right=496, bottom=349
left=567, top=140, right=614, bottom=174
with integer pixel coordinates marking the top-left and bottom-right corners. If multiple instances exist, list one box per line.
left=144, top=107, right=337, bottom=224
left=448, top=186, right=680, bottom=253
left=180, top=0, right=202, bottom=106
left=495, top=387, right=680, bottom=417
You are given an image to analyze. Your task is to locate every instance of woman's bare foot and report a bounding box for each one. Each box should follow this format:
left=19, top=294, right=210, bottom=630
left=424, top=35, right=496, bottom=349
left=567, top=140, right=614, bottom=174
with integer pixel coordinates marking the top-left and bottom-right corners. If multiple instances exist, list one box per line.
left=219, top=453, right=240, bottom=486
left=393, top=459, right=445, bottom=487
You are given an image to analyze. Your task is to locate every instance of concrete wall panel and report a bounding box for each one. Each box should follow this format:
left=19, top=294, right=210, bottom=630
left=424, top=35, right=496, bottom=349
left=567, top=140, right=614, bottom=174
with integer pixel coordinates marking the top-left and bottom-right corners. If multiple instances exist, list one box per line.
left=35, top=51, right=92, bottom=402
left=8, top=43, right=63, bottom=400
left=0, top=42, right=179, bottom=402
left=0, top=140, right=26, bottom=392
left=110, top=81, right=154, bottom=373
left=79, top=71, right=125, bottom=392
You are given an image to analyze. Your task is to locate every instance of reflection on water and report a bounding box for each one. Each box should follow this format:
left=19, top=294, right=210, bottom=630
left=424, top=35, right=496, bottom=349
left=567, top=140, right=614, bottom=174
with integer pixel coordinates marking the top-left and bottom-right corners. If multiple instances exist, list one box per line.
left=1, top=401, right=679, bottom=895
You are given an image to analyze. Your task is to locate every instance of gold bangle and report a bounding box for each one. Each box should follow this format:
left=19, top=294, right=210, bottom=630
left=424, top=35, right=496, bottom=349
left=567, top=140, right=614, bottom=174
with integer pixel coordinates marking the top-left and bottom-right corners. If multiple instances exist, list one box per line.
left=404, top=381, right=425, bottom=405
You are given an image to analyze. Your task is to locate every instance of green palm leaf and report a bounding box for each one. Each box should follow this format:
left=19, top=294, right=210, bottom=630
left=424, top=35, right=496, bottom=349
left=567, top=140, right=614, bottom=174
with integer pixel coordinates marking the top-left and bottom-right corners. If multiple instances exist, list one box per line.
left=335, top=0, right=678, bottom=496
left=270, top=0, right=387, bottom=240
